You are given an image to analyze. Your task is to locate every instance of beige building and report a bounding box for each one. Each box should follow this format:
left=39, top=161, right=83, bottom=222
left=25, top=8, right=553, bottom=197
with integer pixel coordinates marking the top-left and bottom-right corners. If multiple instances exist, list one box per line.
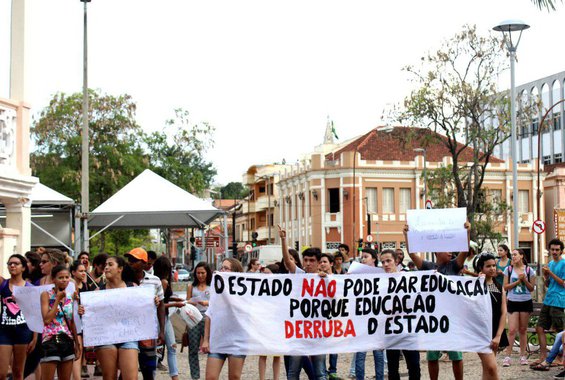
left=234, top=164, right=289, bottom=249
left=277, top=125, right=543, bottom=263
left=0, top=0, right=37, bottom=276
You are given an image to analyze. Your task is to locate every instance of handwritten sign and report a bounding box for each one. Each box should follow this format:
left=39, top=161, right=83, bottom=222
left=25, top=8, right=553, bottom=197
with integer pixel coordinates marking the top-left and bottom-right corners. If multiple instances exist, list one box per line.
left=13, top=282, right=76, bottom=333
left=207, top=271, right=491, bottom=355
left=406, top=208, right=468, bottom=253
left=81, top=286, right=158, bottom=347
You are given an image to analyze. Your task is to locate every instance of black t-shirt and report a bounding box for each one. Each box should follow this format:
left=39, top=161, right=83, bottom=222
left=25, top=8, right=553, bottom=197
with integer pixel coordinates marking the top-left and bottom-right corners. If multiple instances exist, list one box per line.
left=421, top=258, right=461, bottom=276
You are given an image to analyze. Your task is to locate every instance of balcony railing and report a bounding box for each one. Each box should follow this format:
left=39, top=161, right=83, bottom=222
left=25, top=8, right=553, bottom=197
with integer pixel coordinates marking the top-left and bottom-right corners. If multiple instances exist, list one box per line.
left=0, top=100, right=17, bottom=170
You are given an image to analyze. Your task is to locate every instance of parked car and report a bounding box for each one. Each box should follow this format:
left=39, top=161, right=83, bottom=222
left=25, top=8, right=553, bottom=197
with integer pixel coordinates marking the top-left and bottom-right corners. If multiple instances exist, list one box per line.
left=177, top=269, right=190, bottom=282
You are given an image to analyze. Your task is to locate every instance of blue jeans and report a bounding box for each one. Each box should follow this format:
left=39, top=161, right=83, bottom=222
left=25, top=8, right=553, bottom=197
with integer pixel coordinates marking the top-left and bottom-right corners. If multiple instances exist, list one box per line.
left=328, top=354, right=338, bottom=374
left=547, top=331, right=565, bottom=364
left=164, top=316, right=179, bottom=377
left=355, top=350, right=384, bottom=380
left=288, top=355, right=326, bottom=380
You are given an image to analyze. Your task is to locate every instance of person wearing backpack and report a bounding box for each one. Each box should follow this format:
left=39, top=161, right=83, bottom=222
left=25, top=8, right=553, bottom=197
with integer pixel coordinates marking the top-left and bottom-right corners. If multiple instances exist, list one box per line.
left=502, top=249, right=535, bottom=367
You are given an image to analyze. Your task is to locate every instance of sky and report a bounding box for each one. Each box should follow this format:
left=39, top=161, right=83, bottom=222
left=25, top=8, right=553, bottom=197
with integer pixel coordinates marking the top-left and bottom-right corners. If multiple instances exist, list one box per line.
left=1, top=0, right=564, bottom=185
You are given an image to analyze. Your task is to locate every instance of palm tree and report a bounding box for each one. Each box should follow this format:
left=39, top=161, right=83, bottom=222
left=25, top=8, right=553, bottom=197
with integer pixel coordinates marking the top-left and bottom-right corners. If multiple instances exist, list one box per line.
left=532, top=0, right=562, bottom=10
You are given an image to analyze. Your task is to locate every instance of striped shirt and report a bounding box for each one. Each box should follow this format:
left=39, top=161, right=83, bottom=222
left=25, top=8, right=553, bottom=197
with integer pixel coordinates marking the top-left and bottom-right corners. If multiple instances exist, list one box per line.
left=140, top=271, right=164, bottom=301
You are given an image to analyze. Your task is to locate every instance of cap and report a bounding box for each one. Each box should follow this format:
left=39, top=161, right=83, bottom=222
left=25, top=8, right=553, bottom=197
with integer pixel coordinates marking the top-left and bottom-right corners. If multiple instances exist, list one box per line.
left=126, top=247, right=148, bottom=263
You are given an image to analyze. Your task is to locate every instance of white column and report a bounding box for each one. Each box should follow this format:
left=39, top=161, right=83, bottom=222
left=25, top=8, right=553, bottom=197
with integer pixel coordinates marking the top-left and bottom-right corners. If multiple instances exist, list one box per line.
left=10, top=0, right=30, bottom=102
left=5, top=200, right=31, bottom=254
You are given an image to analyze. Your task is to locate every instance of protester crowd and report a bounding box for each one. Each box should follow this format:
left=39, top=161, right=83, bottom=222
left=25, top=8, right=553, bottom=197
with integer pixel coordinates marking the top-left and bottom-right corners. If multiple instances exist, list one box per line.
left=1, top=224, right=565, bottom=380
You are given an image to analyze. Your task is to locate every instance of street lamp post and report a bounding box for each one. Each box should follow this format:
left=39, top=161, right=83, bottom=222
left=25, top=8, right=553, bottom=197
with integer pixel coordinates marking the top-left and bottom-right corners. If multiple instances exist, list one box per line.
left=80, top=0, right=91, bottom=252
left=413, top=148, right=427, bottom=205
left=493, top=20, right=529, bottom=249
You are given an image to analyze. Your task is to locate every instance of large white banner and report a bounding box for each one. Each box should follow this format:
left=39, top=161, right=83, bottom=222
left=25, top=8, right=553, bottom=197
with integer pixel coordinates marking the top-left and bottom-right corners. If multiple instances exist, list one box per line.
left=208, top=271, right=492, bottom=355
left=81, top=287, right=158, bottom=347
left=14, top=282, right=76, bottom=333
left=406, top=208, right=468, bottom=253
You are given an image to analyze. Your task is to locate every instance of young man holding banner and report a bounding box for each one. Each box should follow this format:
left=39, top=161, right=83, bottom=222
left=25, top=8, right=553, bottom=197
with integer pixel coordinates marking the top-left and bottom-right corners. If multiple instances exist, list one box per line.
left=279, top=226, right=328, bottom=380
left=403, top=222, right=471, bottom=380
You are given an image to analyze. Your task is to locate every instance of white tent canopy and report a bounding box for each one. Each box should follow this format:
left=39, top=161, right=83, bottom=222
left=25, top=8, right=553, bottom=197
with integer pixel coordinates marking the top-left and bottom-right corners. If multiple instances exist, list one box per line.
left=89, top=169, right=224, bottom=229
left=30, top=183, right=74, bottom=205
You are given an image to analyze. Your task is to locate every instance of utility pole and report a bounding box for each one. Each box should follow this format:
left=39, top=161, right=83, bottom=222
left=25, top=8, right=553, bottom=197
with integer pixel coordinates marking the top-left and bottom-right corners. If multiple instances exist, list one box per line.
left=80, top=0, right=91, bottom=252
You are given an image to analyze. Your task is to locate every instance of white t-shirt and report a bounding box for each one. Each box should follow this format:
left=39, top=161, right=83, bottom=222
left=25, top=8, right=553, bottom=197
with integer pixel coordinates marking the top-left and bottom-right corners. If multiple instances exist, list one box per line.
left=504, top=266, right=534, bottom=302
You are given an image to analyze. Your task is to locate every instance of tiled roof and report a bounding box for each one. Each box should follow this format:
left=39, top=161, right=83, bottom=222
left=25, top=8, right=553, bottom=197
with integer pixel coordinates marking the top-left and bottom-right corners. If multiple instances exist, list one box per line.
left=325, top=126, right=504, bottom=163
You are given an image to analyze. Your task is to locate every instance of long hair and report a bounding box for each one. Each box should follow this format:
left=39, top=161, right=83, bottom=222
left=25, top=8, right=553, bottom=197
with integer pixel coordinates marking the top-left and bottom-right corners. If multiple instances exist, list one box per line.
left=153, top=256, right=173, bottom=302
left=192, top=262, right=212, bottom=286
left=25, top=251, right=42, bottom=283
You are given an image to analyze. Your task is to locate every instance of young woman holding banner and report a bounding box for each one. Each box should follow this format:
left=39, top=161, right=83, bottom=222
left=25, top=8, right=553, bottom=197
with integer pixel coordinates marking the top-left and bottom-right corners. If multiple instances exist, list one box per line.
left=186, top=261, right=212, bottom=380
left=201, top=258, right=245, bottom=380
left=354, top=248, right=385, bottom=380
left=40, top=265, right=80, bottom=380
left=0, top=254, right=37, bottom=380
left=380, top=250, right=421, bottom=380
left=79, top=256, right=139, bottom=380
left=476, top=253, right=507, bottom=380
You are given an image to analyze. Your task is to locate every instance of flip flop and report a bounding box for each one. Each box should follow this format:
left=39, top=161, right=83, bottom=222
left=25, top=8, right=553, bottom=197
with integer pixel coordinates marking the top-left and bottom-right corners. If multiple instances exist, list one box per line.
left=532, top=363, right=550, bottom=371
left=530, top=359, right=545, bottom=367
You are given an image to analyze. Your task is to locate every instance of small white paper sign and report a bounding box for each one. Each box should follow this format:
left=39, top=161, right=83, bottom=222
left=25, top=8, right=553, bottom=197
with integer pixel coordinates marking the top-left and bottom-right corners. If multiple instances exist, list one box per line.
left=13, top=282, right=76, bottom=333
left=81, top=286, right=158, bottom=347
left=406, top=208, right=468, bottom=253
left=347, top=261, right=384, bottom=274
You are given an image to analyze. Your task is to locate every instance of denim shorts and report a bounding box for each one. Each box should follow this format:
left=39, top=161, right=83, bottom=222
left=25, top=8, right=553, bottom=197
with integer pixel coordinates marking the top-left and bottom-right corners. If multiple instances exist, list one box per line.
left=41, top=334, right=75, bottom=363
left=0, top=324, right=33, bottom=346
left=208, top=353, right=246, bottom=360
left=95, top=341, right=139, bottom=351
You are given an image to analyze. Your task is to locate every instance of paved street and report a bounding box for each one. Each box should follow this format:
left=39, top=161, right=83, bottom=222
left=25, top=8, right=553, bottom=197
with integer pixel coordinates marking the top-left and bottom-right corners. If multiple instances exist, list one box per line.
left=149, top=351, right=562, bottom=379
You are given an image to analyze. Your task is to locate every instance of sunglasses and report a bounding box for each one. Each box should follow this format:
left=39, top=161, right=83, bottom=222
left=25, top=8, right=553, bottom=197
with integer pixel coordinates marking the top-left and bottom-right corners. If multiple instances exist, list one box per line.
left=7, top=262, right=21, bottom=267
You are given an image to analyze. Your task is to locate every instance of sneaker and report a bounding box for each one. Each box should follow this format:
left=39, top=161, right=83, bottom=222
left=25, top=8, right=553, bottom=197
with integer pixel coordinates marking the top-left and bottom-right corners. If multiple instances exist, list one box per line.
left=520, top=356, right=529, bottom=365
left=503, top=357, right=511, bottom=367
left=554, top=369, right=565, bottom=379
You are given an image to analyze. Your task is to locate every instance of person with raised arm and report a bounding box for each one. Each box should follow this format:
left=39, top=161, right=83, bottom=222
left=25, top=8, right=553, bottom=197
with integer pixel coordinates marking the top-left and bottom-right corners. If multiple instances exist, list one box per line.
left=403, top=221, right=470, bottom=380
left=278, top=225, right=327, bottom=380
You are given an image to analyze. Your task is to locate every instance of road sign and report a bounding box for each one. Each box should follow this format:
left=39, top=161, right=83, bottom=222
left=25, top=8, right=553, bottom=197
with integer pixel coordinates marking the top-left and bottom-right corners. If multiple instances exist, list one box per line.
left=366, top=235, right=374, bottom=243
left=425, top=199, right=433, bottom=209
left=532, top=219, right=546, bottom=235
left=244, top=244, right=253, bottom=252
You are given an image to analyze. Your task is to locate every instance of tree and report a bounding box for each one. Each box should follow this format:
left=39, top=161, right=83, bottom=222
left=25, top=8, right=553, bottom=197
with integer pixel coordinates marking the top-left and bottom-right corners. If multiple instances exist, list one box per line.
left=397, top=25, right=535, bottom=240
left=214, top=182, right=249, bottom=200
left=144, top=108, right=216, bottom=196
left=426, top=165, right=509, bottom=251
left=32, top=90, right=149, bottom=253
left=32, top=94, right=218, bottom=254
left=531, top=0, right=562, bottom=10
left=32, top=90, right=148, bottom=208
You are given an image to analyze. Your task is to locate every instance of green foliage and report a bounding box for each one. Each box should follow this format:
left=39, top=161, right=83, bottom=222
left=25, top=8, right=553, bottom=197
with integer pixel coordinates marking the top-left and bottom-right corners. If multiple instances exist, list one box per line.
left=31, top=92, right=217, bottom=253
left=532, top=0, right=562, bottom=10
left=397, top=25, right=536, bottom=241
left=214, top=182, right=249, bottom=200
left=427, top=165, right=509, bottom=251
left=144, top=108, right=216, bottom=196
